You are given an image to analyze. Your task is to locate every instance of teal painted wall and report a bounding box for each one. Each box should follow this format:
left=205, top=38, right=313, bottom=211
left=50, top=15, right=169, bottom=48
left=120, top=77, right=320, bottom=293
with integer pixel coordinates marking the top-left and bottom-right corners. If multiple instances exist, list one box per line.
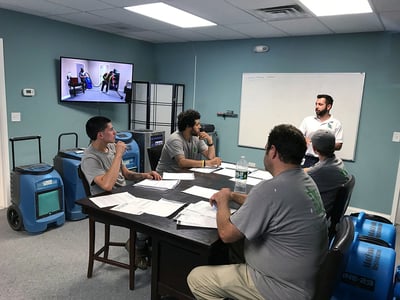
left=154, top=34, right=400, bottom=215
left=0, top=8, right=156, bottom=167
left=1, top=8, right=399, bottom=215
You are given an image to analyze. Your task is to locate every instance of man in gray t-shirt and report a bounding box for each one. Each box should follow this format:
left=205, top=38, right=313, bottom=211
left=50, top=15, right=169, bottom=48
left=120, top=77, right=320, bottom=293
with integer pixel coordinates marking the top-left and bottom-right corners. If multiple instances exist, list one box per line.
left=305, top=129, right=350, bottom=218
left=156, top=109, right=221, bottom=173
left=81, top=116, right=161, bottom=270
left=187, top=124, right=328, bottom=300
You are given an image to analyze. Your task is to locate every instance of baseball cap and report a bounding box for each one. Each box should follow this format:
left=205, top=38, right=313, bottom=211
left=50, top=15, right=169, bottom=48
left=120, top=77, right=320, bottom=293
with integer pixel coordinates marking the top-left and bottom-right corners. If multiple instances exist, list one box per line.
left=311, top=130, right=335, bottom=155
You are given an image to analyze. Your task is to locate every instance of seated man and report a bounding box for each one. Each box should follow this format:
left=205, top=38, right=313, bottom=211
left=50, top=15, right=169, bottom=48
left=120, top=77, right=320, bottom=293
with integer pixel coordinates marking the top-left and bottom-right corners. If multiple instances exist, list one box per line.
left=81, top=116, right=161, bottom=269
left=305, top=129, right=350, bottom=219
left=156, top=109, right=221, bottom=173
left=187, top=124, right=328, bottom=300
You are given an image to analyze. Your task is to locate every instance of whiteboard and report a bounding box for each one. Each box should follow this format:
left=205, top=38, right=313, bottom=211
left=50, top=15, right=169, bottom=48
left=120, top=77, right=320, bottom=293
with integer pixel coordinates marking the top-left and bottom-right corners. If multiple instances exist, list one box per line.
left=238, top=73, right=365, bottom=161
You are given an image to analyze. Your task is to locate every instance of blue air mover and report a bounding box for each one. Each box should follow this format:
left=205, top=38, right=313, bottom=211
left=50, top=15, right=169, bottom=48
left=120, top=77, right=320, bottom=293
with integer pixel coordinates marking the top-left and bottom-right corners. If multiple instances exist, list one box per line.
left=53, top=132, right=87, bottom=221
left=115, top=131, right=140, bottom=171
left=7, top=136, right=65, bottom=233
left=332, top=232, right=396, bottom=300
left=351, top=211, right=396, bottom=248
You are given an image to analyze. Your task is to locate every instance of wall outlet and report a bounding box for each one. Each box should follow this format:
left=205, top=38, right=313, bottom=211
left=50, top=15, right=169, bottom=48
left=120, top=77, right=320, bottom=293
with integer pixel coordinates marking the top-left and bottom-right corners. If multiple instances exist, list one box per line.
left=393, top=131, right=400, bottom=143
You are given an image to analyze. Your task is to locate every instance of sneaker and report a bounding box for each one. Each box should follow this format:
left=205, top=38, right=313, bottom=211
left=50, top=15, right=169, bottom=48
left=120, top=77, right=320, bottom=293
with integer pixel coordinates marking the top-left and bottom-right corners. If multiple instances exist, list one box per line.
left=125, top=239, right=150, bottom=270
left=135, top=255, right=148, bottom=270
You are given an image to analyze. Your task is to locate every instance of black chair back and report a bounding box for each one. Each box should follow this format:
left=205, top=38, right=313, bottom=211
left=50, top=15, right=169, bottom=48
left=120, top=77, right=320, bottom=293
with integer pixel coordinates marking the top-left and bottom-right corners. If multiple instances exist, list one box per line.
left=78, top=164, right=92, bottom=197
left=328, top=175, right=356, bottom=241
left=314, top=216, right=355, bottom=300
left=147, top=145, right=163, bottom=171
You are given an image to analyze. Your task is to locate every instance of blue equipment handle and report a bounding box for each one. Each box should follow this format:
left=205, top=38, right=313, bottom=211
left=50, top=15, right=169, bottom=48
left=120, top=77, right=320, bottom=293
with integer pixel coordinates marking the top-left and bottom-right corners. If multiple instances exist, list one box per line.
left=57, top=132, right=78, bottom=152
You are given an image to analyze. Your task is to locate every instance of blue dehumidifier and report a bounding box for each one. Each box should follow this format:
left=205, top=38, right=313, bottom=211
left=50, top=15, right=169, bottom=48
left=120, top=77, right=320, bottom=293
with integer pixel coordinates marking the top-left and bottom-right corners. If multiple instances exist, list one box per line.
left=7, top=136, right=65, bottom=233
left=116, top=131, right=140, bottom=171
left=53, top=132, right=87, bottom=221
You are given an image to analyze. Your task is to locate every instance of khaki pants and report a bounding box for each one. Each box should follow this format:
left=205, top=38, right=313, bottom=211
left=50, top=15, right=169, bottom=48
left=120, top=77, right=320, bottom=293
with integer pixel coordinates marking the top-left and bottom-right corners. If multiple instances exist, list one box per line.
left=187, top=263, right=265, bottom=300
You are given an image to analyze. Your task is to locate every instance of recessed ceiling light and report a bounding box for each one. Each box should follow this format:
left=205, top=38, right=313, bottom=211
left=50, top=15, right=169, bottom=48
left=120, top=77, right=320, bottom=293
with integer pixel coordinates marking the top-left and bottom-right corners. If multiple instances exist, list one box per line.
left=124, top=2, right=216, bottom=28
left=299, top=0, right=373, bottom=16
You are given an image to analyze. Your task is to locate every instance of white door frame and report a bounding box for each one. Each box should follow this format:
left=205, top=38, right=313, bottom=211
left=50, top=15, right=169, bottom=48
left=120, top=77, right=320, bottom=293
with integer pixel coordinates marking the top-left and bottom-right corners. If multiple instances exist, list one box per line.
left=392, top=159, right=400, bottom=224
left=0, top=38, right=11, bottom=209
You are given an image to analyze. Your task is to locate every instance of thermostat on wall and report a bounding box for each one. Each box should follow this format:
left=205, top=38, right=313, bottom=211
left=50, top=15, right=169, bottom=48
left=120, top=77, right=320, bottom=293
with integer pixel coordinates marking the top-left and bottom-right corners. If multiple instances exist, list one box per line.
left=22, top=88, right=35, bottom=97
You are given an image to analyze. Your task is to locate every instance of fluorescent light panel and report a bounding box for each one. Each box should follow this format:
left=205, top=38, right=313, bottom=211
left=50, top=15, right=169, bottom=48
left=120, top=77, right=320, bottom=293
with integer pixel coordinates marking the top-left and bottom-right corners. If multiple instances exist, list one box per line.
left=124, top=2, right=216, bottom=28
left=299, top=0, right=373, bottom=16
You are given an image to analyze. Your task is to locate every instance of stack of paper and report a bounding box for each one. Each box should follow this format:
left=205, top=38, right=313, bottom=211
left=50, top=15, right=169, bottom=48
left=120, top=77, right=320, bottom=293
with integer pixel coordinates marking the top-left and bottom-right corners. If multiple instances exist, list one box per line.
left=90, top=191, right=136, bottom=208
left=174, top=201, right=218, bottom=228
left=189, top=166, right=219, bottom=173
left=134, top=179, right=180, bottom=190
left=111, top=197, right=186, bottom=217
left=174, top=200, right=236, bottom=229
left=162, top=172, right=195, bottom=180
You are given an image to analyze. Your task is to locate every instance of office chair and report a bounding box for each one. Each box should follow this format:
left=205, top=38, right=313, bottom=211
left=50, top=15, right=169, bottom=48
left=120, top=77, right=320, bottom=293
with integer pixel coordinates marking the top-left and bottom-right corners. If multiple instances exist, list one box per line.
left=68, top=77, right=84, bottom=96
left=328, top=175, right=356, bottom=242
left=147, top=144, right=163, bottom=171
left=77, top=164, right=137, bottom=290
left=313, top=216, right=355, bottom=300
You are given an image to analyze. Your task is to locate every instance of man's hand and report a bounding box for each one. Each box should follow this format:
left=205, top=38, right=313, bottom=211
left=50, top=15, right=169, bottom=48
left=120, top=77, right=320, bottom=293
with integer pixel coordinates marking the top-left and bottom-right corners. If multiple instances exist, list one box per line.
left=143, top=171, right=162, bottom=180
left=206, top=157, right=222, bottom=167
left=198, top=131, right=212, bottom=144
left=210, top=188, right=232, bottom=208
left=115, top=141, right=127, bottom=157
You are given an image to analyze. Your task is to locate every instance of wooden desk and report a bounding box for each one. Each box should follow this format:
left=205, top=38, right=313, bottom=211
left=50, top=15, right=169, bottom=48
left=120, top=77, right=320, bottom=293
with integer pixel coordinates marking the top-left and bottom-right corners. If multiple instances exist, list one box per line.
left=77, top=171, right=236, bottom=300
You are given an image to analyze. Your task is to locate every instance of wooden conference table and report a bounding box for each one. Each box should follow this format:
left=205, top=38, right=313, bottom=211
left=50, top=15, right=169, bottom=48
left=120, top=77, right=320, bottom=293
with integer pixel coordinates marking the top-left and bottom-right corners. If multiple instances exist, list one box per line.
left=77, top=170, right=240, bottom=300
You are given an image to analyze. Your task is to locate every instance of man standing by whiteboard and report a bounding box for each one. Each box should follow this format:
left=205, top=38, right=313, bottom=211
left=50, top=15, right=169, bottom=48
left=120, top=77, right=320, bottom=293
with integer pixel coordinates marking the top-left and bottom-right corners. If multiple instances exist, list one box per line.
left=299, top=94, right=343, bottom=167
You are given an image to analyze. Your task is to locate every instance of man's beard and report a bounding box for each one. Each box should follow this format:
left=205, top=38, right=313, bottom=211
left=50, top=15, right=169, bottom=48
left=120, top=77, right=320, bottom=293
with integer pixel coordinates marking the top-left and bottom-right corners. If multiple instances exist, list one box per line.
left=316, top=108, right=328, bottom=117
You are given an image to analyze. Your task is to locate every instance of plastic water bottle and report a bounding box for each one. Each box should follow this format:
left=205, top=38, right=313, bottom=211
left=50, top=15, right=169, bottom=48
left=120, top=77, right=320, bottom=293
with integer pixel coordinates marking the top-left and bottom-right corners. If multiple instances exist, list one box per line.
left=234, top=156, right=248, bottom=193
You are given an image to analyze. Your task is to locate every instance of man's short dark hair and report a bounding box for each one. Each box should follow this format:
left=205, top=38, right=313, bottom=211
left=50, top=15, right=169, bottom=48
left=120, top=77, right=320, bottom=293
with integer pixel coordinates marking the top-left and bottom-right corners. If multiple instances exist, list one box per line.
left=86, top=116, right=111, bottom=141
left=177, top=109, right=201, bottom=131
left=266, top=124, right=307, bottom=165
left=317, top=94, right=333, bottom=106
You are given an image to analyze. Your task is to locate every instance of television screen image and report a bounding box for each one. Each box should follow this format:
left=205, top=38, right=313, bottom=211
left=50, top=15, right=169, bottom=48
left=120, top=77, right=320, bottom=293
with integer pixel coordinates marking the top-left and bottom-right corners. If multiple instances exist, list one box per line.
left=36, top=187, right=63, bottom=219
left=60, top=56, right=134, bottom=103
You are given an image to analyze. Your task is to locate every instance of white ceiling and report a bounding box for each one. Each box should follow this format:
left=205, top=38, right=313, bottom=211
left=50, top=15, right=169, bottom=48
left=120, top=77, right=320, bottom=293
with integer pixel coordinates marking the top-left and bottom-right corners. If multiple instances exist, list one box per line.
left=1, top=0, right=399, bottom=44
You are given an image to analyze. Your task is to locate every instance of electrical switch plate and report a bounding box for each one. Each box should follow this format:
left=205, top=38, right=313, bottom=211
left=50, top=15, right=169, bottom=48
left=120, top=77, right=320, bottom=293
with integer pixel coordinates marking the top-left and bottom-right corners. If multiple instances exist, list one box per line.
left=393, top=131, right=400, bottom=143
left=11, top=112, right=21, bottom=122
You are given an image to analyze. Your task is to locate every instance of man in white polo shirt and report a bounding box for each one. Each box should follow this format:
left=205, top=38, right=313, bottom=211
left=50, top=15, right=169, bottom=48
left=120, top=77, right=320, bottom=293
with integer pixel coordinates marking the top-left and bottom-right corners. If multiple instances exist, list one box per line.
left=299, top=94, right=343, bottom=167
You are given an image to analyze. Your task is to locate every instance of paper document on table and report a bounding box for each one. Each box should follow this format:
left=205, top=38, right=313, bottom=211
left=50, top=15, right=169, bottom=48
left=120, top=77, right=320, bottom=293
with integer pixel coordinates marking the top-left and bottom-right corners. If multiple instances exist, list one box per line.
left=220, top=162, right=257, bottom=172
left=182, top=185, right=219, bottom=199
left=220, top=162, right=236, bottom=169
left=111, top=197, right=186, bottom=217
left=230, top=176, right=263, bottom=186
left=89, top=191, right=136, bottom=208
left=214, top=168, right=236, bottom=177
left=174, top=201, right=236, bottom=229
left=248, top=170, right=273, bottom=180
left=143, top=198, right=187, bottom=217
left=162, top=172, right=195, bottom=180
left=134, top=179, right=180, bottom=190
left=175, top=201, right=217, bottom=228
left=189, top=167, right=219, bottom=174
left=176, top=214, right=217, bottom=228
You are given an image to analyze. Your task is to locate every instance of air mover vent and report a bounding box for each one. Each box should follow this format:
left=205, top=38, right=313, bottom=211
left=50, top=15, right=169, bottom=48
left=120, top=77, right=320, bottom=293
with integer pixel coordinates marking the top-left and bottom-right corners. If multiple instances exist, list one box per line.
left=254, top=4, right=309, bottom=20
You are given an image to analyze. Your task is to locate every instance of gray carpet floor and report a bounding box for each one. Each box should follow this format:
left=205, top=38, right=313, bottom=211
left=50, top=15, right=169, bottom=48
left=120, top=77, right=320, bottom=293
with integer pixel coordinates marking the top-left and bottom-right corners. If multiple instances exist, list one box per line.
left=0, top=208, right=151, bottom=300
left=2, top=206, right=400, bottom=300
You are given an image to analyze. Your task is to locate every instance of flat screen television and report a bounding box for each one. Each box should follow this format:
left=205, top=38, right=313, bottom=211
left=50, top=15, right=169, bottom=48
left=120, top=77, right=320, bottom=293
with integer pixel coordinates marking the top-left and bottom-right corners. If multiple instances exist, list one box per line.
left=35, top=187, right=63, bottom=219
left=60, top=56, right=134, bottom=103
